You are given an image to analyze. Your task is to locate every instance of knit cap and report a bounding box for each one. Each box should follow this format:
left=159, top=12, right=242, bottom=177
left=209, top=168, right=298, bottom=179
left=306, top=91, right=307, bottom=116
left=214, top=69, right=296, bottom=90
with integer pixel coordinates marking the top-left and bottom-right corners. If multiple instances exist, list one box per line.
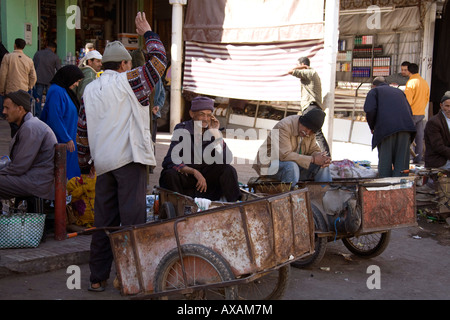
left=102, top=41, right=132, bottom=63
left=6, top=90, right=31, bottom=112
left=191, top=96, right=215, bottom=112
left=299, top=108, right=325, bottom=133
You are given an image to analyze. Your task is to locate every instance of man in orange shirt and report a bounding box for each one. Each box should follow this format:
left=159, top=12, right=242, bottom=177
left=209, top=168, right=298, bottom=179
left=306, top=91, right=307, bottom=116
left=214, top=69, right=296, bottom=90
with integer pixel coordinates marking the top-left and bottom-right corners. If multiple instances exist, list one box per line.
left=404, top=63, right=430, bottom=164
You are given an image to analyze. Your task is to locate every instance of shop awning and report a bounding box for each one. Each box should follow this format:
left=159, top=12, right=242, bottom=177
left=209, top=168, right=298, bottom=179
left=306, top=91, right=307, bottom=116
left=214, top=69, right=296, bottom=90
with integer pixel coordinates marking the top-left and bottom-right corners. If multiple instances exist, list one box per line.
left=183, top=0, right=324, bottom=44
left=182, top=0, right=325, bottom=101
left=183, top=39, right=324, bottom=102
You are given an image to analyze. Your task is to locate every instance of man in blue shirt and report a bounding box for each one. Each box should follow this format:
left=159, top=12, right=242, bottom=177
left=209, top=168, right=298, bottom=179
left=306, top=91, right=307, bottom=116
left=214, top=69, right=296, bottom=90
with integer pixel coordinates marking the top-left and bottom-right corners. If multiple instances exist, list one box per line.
left=32, top=42, right=61, bottom=118
left=364, top=77, right=416, bottom=177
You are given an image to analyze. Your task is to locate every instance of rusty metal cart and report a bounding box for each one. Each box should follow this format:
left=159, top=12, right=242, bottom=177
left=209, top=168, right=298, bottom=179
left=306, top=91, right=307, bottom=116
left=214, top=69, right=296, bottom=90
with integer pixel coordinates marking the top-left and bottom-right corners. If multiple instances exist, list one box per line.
left=248, top=176, right=417, bottom=268
left=108, top=187, right=314, bottom=300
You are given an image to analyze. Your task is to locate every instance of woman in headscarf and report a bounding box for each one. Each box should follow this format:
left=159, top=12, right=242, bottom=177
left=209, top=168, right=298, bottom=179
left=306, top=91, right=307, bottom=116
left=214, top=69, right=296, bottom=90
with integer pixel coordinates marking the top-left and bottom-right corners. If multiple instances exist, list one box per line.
left=41, top=65, right=84, bottom=180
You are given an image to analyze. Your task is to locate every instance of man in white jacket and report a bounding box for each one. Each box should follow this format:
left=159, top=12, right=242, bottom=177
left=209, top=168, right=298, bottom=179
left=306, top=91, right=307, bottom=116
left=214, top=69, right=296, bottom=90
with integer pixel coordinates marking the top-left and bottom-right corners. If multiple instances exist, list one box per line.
left=80, top=12, right=167, bottom=292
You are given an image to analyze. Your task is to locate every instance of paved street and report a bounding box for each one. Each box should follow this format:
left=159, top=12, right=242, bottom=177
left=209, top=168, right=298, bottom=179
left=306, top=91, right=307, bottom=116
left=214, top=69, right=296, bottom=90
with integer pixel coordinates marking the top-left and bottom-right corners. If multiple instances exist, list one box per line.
left=0, top=218, right=449, bottom=301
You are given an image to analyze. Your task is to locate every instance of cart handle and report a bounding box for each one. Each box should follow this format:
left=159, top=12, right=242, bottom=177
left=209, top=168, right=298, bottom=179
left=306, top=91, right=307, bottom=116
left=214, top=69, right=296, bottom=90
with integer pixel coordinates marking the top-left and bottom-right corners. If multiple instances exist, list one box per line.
left=66, top=226, right=124, bottom=238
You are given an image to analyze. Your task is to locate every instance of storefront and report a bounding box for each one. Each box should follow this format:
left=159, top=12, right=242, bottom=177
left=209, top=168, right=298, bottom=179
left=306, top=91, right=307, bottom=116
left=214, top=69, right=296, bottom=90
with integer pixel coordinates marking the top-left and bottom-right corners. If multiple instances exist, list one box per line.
left=1, top=0, right=172, bottom=66
left=0, top=0, right=39, bottom=58
left=333, top=0, right=441, bottom=147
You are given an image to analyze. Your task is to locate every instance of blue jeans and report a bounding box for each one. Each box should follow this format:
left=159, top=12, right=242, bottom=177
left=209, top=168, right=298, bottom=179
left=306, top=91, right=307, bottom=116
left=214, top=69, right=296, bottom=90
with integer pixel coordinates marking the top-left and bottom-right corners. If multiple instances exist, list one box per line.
left=32, top=84, right=49, bottom=118
left=267, top=160, right=332, bottom=186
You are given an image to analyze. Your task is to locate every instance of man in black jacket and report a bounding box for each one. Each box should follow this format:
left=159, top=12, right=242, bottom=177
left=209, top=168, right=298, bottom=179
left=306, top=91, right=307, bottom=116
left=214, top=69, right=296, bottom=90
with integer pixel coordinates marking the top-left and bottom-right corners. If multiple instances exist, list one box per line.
left=159, top=96, right=241, bottom=202
left=364, top=77, right=416, bottom=177
left=424, top=92, right=450, bottom=169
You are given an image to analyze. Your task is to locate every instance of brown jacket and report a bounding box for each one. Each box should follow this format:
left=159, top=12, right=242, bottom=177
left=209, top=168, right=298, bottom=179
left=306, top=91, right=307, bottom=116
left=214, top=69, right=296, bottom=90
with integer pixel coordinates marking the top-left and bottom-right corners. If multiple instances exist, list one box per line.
left=0, top=50, right=37, bottom=95
left=424, top=111, right=450, bottom=168
left=253, top=115, right=321, bottom=175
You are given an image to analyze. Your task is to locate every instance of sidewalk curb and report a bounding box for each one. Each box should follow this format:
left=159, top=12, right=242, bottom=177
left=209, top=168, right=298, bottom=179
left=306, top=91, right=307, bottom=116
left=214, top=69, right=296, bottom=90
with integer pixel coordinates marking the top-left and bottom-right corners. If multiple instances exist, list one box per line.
left=0, top=235, right=91, bottom=279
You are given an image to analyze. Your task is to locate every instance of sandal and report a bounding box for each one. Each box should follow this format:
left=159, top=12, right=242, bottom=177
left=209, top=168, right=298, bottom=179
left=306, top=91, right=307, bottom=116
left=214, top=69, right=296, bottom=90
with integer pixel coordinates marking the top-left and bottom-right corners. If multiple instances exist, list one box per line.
left=88, top=281, right=106, bottom=292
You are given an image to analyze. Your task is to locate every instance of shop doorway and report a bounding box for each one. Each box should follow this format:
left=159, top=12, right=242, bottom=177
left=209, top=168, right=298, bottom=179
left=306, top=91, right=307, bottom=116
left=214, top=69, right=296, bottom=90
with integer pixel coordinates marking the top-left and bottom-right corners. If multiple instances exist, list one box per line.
left=431, top=0, right=450, bottom=116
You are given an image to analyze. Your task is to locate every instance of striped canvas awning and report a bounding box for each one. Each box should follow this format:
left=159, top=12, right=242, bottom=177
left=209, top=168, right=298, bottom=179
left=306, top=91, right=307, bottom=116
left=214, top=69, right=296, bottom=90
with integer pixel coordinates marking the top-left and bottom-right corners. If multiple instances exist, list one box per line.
left=183, top=39, right=325, bottom=102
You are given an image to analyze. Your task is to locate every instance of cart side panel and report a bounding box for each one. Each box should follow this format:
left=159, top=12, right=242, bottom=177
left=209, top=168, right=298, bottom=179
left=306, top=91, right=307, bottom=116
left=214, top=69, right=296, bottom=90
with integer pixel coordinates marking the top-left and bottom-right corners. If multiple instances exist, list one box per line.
left=133, top=222, right=178, bottom=294
left=290, top=191, right=314, bottom=256
left=176, top=207, right=254, bottom=275
left=110, top=222, right=178, bottom=295
left=269, top=196, right=295, bottom=261
left=109, top=230, right=141, bottom=296
left=243, top=201, right=276, bottom=269
left=360, top=183, right=417, bottom=233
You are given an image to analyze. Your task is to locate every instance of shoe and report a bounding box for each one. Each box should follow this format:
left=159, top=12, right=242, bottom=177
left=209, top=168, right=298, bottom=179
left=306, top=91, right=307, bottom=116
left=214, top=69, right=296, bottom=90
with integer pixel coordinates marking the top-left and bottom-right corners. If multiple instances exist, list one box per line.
left=88, top=280, right=106, bottom=292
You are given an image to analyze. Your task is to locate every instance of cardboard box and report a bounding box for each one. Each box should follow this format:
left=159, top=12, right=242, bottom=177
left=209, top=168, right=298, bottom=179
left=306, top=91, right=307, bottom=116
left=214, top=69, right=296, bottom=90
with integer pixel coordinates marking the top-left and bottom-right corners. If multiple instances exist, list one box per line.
left=118, top=33, right=139, bottom=50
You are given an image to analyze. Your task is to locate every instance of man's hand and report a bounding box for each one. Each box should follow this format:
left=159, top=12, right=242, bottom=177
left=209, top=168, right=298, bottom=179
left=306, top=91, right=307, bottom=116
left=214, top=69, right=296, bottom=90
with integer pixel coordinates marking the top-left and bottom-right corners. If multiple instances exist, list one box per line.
left=179, top=166, right=208, bottom=193
left=135, top=12, right=152, bottom=36
left=88, top=166, right=96, bottom=179
left=152, top=106, right=160, bottom=115
left=209, top=115, right=220, bottom=130
left=67, top=140, right=75, bottom=153
left=193, top=170, right=207, bottom=193
left=312, top=151, right=331, bottom=168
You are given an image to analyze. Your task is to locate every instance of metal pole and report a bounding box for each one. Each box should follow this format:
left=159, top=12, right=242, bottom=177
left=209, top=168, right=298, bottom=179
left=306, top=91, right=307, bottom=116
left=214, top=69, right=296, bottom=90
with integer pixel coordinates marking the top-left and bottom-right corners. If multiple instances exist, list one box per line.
left=323, top=0, right=340, bottom=155
left=169, top=0, right=187, bottom=133
left=54, top=143, right=67, bottom=241
left=421, top=1, right=436, bottom=121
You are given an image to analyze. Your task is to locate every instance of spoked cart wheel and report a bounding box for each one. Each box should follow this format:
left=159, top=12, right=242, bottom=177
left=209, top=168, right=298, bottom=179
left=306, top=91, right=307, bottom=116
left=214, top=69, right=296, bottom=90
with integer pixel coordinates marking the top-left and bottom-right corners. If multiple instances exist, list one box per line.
left=154, top=244, right=238, bottom=300
left=236, top=265, right=290, bottom=300
left=291, top=204, right=328, bottom=268
left=342, top=230, right=391, bottom=258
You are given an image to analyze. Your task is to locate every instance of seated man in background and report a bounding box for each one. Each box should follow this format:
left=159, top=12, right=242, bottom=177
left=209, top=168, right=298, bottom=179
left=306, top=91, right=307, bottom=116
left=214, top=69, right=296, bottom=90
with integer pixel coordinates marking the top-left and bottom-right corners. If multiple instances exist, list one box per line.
left=424, top=92, right=450, bottom=170
left=159, top=96, right=241, bottom=202
left=253, top=108, right=332, bottom=188
left=0, top=90, right=57, bottom=202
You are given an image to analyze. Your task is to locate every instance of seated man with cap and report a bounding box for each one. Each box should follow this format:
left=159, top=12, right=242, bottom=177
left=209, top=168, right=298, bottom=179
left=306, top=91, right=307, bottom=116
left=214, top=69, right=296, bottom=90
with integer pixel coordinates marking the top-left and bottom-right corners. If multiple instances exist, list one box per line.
left=253, top=108, right=332, bottom=187
left=159, top=96, right=241, bottom=202
left=0, top=89, right=57, bottom=202
left=424, top=91, right=450, bottom=170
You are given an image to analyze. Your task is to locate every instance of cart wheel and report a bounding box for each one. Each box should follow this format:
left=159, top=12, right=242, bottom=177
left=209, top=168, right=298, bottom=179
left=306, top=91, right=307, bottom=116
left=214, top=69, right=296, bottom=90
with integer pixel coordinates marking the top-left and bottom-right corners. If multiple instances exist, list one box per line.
left=154, top=244, right=238, bottom=300
left=291, top=204, right=328, bottom=268
left=159, top=201, right=176, bottom=220
left=237, top=265, right=290, bottom=300
left=342, top=230, right=391, bottom=258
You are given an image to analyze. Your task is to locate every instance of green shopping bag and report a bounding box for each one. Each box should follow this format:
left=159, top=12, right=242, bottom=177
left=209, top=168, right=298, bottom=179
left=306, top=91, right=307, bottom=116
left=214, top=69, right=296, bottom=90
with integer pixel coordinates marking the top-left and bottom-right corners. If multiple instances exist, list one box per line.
left=0, top=213, right=46, bottom=249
